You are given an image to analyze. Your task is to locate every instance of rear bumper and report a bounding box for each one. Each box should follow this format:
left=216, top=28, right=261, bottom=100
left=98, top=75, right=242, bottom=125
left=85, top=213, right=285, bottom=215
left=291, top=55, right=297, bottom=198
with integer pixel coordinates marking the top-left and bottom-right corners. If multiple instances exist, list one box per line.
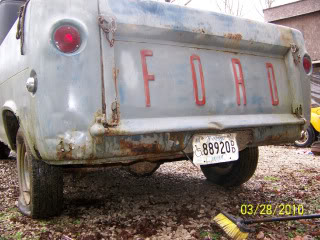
left=102, top=114, right=305, bottom=136
left=39, top=113, right=304, bottom=165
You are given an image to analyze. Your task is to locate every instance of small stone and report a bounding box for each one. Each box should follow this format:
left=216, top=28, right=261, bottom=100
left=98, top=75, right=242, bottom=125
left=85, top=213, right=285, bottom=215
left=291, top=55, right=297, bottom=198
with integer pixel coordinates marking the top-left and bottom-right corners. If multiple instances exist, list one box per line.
left=181, top=229, right=188, bottom=234
left=256, top=231, right=264, bottom=239
left=302, top=235, right=314, bottom=240
left=293, top=236, right=303, bottom=240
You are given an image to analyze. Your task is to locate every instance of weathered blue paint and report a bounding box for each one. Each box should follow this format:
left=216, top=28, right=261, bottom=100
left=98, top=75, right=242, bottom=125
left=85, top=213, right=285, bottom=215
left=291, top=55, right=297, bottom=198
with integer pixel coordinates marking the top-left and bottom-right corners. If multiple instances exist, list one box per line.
left=0, top=0, right=310, bottom=165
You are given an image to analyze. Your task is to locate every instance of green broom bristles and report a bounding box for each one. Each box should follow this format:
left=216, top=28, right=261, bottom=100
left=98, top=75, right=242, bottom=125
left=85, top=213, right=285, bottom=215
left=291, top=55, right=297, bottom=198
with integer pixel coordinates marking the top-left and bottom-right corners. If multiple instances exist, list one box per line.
left=214, top=213, right=249, bottom=240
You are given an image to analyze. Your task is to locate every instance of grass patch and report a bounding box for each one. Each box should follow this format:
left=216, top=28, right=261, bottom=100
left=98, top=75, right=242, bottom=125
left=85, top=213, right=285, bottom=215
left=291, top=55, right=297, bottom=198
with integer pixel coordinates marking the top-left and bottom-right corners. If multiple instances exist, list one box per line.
left=287, top=232, right=295, bottom=238
left=0, top=213, right=6, bottom=220
left=200, top=231, right=221, bottom=240
left=14, top=232, right=23, bottom=240
left=73, top=219, right=82, bottom=225
left=264, top=176, right=280, bottom=182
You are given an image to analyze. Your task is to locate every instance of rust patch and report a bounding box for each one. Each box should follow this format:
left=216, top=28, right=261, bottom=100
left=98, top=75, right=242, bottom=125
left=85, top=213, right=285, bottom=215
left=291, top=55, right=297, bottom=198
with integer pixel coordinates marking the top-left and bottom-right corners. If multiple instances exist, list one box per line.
left=224, top=33, right=242, bottom=41
left=57, top=139, right=73, bottom=160
left=290, top=44, right=301, bottom=66
left=279, top=27, right=293, bottom=47
left=258, top=126, right=299, bottom=145
left=104, top=128, right=130, bottom=136
left=292, top=104, right=303, bottom=117
left=119, top=140, right=163, bottom=156
left=110, top=101, right=120, bottom=126
left=192, top=28, right=207, bottom=34
left=113, top=67, right=119, bottom=98
left=263, top=133, right=284, bottom=143
left=169, top=132, right=186, bottom=149
left=100, top=56, right=106, bottom=116
left=56, top=137, right=97, bottom=161
left=94, top=135, right=104, bottom=145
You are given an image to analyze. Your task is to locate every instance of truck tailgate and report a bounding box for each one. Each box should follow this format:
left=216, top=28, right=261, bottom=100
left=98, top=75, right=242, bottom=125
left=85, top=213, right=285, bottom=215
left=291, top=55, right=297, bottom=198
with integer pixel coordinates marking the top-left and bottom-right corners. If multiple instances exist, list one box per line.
left=98, top=0, right=309, bottom=135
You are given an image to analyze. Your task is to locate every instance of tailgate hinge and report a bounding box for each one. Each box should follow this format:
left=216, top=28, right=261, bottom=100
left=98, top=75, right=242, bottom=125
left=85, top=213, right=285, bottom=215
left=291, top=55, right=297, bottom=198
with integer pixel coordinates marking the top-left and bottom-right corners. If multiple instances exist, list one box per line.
left=109, top=101, right=120, bottom=126
left=16, top=0, right=30, bottom=55
left=98, top=15, right=117, bottom=47
left=290, top=43, right=301, bottom=65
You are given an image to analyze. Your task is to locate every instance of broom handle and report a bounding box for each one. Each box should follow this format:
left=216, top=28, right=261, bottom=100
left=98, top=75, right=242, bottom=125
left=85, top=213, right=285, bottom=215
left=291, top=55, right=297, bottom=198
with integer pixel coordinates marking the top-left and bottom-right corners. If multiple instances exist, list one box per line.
left=244, top=214, right=320, bottom=224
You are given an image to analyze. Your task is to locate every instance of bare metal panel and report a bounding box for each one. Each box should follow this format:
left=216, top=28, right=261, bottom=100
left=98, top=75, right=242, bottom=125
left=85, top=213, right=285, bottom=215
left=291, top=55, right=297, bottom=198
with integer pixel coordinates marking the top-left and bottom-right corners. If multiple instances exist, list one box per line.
left=0, top=0, right=311, bottom=164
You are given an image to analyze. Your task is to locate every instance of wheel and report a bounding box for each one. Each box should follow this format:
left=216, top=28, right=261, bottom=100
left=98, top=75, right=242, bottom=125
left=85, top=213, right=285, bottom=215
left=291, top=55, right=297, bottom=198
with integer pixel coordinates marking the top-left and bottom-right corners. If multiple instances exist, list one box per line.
left=126, top=162, right=160, bottom=177
left=200, top=147, right=259, bottom=187
left=16, top=129, right=63, bottom=218
left=0, top=142, right=10, bottom=159
left=294, top=126, right=315, bottom=147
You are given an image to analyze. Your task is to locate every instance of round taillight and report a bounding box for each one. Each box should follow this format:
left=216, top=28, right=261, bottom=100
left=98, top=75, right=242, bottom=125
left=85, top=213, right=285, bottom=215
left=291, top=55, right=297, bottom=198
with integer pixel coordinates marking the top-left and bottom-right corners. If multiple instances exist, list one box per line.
left=303, top=55, right=312, bottom=74
left=54, top=25, right=81, bottom=53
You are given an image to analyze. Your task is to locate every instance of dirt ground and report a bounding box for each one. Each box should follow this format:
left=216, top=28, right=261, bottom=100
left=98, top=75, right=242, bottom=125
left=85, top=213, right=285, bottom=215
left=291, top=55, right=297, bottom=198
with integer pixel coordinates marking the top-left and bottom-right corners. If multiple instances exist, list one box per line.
left=1, top=146, right=320, bottom=240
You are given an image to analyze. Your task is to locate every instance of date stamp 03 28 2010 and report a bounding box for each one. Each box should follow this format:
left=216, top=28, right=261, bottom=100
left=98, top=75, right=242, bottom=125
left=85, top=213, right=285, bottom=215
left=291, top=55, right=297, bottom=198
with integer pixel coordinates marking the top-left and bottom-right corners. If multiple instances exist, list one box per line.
left=241, top=204, right=304, bottom=216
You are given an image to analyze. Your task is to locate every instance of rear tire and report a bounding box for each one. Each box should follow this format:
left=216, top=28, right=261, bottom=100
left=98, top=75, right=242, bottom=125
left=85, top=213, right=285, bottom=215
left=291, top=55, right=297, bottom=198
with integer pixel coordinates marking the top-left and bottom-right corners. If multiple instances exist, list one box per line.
left=200, top=147, right=259, bottom=187
left=16, top=129, right=63, bottom=218
left=0, top=142, right=10, bottom=159
left=294, top=126, right=315, bottom=148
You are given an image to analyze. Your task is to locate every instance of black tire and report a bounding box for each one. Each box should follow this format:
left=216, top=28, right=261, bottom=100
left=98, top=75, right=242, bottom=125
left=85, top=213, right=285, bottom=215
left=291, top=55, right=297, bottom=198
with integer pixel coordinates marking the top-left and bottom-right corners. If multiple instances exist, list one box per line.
left=0, top=142, right=10, bottom=159
left=16, top=129, right=63, bottom=218
left=200, top=147, right=259, bottom=187
left=294, top=126, right=315, bottom=148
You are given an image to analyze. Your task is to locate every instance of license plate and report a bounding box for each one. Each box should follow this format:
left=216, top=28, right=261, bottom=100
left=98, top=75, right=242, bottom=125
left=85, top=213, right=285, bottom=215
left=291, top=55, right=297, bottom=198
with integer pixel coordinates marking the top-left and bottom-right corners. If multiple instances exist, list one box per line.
left=192, top=134, right=239, bottom=165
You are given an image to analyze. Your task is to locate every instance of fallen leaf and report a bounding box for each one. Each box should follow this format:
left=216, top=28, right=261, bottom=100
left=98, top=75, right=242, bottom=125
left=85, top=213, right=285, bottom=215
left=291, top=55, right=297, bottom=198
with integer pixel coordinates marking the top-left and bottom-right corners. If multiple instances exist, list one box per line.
left=311, top=231, right=320, bottom=236
left=61, top=236, right=73, bottom=240
left=302, top=235, right=314, bottom=240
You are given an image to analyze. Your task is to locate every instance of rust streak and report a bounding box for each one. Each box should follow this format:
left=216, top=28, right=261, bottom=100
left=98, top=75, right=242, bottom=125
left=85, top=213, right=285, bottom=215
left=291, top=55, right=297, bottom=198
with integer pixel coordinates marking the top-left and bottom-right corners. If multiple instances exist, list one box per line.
left=224, top=33, right=243, bottom=41
left=110, top=101, right=120, bottom=125
left=279, top=27, right=293, bottom=47
left=104, top=126, right=129, bottom=136
left=98, top=17, right=107, bottom=115
left=169, top=132, right=186, bottom=149
left=113, top=68, right=119, bottom=98
left=119, top=140, right=163, bottom=156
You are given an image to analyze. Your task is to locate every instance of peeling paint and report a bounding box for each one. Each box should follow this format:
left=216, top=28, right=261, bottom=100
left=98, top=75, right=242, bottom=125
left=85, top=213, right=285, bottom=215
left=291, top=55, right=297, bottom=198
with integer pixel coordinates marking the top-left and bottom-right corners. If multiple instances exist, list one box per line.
left=119, top=139, right=163, bottom=156
left=56, top=131, right=95, bottom=161
left=110, top=101, right=120, bottom=125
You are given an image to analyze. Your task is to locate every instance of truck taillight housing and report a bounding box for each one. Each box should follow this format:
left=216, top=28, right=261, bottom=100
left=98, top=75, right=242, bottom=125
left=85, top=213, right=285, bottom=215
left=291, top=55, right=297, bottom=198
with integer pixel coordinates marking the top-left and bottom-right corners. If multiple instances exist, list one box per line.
left=54, top=25, right=81, bottom=53
left=303, top=54, right=312, bottom=74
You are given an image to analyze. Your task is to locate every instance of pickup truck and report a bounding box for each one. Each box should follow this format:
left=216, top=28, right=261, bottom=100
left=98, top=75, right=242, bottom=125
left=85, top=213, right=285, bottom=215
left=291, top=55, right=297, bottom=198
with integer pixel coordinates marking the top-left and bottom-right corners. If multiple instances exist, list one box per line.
left=0, top=0, right=311, bottom=218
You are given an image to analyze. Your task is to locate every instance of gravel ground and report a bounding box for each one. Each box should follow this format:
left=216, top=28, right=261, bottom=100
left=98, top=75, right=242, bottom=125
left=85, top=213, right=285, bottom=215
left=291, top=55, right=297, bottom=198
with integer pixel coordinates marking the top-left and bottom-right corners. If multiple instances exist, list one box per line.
left=1, top=146, right=320, bottom=240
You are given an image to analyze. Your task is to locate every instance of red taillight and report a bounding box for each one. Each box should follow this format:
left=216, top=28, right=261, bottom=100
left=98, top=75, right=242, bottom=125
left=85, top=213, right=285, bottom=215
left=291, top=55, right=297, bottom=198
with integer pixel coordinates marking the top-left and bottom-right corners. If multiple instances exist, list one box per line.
left=303, top=55, right=312, bottom=74
left=54, top=25, right=81, bottom=53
